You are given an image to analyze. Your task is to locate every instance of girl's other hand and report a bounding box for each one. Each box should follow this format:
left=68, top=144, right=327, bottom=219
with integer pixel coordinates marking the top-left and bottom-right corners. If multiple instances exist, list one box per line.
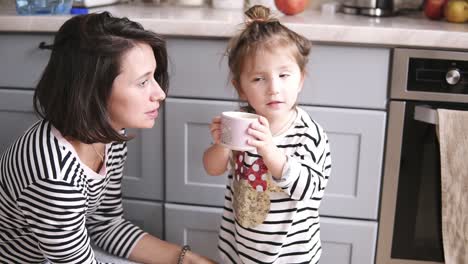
left=247, top=116, right=276, bottom=156
left=209, top=116, right=222, bottom=144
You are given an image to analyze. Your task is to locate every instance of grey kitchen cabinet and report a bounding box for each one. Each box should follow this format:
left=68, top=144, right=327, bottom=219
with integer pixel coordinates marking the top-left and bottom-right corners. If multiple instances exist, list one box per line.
left=166, top=38, right=236, bottom=100
left=0, top=34, right=53, bottom=89
left=122, top=112, right=164, bottom=201
left=302, top=45, right=390, bottom=110
left=165, top=203, right=223, bottom=262
left=302, top=105, right=386, bottom=220
left=321, top=217, right=378, bottom=264
left=0, top=89, right=38, bottom=154
left=165, top=98, right=385, bottom=220
left=167, top=38, right=390, bottom=110
left=164, top=38, right=388, bottom=264
left=165, top=203, right=377, bottom=264
left=164, top=98, right=236, bottom=206
left=123, top=200, right=163, bottom=238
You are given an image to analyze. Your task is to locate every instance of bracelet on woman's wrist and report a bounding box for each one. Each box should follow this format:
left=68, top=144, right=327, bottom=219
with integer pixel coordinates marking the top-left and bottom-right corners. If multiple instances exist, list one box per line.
left=177, top=245, right=191, bottom=264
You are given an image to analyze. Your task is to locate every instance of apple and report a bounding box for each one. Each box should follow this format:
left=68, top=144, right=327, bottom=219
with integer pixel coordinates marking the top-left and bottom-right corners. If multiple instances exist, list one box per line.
left=274, top=0, right=309, bottom=16
left=424, top=0, right=449, bottom=20
left=444, top=0, right=468, bottom=23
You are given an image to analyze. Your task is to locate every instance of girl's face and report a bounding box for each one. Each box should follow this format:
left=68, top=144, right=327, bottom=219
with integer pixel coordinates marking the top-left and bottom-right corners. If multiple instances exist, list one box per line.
left=107, top=42, right=166, bottom=130
left=236, top=48, right=304, bottom=123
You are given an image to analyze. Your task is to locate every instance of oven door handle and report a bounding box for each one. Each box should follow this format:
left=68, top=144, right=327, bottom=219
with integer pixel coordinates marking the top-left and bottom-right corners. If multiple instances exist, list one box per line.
left=414, top=105, right=438, bottom=125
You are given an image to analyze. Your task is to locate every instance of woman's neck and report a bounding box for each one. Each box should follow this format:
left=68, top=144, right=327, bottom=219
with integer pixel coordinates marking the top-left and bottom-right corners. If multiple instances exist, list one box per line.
left=66, top=138, right=105, bottom=173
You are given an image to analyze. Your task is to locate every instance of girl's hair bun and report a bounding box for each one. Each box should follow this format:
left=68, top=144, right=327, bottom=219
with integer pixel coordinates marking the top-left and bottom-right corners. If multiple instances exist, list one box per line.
left=245, top=5, right=275, bottom=24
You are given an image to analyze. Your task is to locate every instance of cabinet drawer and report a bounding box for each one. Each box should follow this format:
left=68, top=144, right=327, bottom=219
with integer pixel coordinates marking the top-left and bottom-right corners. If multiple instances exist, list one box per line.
left=0, top=90, right=38, bottom=154
left=0, top=34, right=53, bottom=89
left=303, top=105, right=386, bottom=220
left=165, top=203, right=222, bottom=262
left=164, top=203, right=377, bottom=264
left=165, top=98, right=385, bottom=220
left=123, top=199, right=163, bottom=238
left=321, top=217, right=377, bottom=264
left=167, top=38, right=235, bottom=100
left=301, top=44, right=390, bottom=110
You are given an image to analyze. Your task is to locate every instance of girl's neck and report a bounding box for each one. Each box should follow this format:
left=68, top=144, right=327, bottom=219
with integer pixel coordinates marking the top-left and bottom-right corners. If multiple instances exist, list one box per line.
left=270, top=108, right=297, bottom=136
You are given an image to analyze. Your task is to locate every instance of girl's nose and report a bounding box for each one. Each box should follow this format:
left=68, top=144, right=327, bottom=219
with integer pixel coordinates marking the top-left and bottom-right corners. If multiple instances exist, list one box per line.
left=268, top=78, right=280, bottom=95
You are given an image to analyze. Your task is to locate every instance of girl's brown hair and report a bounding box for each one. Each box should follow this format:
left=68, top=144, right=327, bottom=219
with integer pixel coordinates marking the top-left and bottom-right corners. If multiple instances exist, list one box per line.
left=226, top=5, right=312, bottom=89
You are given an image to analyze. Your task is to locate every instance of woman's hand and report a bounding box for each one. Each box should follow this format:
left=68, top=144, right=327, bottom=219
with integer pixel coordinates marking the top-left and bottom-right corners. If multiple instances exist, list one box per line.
left=209, top=116, right=223, bottom=145
left=185, top=251, right=217, bottom=264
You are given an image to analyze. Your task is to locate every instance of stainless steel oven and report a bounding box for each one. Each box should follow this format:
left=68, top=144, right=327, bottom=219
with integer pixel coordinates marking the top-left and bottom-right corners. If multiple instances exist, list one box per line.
left=377, top=48, right=468, bottom=264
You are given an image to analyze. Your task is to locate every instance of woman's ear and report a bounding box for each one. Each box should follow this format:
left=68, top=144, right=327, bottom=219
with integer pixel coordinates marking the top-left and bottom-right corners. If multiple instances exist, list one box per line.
left=232, top=79, right=246, bottom=100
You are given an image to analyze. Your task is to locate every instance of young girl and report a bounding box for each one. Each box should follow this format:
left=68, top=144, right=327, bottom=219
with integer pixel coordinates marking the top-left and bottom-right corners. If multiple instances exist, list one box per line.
left=203, top=5, right=332, bottom=264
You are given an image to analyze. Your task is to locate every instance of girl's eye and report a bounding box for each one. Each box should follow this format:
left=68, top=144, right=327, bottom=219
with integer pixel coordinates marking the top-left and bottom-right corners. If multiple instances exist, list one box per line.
left=280, top=73, right=290, bottom=78
left=253, top=77, right=264, bottom=82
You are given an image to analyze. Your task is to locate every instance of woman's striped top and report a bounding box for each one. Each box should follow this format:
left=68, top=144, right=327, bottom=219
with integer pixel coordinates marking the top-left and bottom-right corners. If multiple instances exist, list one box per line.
left=0, top=120, right=145, bottom=264
left=219, top=107, right=332, bottom=264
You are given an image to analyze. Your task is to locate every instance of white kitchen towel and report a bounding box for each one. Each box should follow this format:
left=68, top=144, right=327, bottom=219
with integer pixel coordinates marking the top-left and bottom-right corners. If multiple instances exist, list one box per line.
left=437, top=109, right=468, bottom=264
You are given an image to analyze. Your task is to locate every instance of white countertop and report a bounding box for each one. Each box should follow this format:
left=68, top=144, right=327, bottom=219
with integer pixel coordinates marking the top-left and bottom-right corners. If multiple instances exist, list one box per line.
left=1, top=3, right=468, bottom=50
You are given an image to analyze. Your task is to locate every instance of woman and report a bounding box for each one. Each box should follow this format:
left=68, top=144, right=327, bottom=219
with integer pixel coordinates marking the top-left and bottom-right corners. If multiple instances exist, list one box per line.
left=0, top=12, right=214, bottom=264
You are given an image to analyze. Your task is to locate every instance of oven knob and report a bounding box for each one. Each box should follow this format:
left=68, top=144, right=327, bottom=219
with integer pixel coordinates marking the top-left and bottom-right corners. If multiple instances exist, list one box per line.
left=446, top=68, right=461, bottom=85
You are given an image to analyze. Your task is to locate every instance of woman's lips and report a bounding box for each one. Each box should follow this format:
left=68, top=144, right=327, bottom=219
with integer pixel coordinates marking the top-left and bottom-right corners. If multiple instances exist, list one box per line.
left=145, top=109, right=159, bottom=119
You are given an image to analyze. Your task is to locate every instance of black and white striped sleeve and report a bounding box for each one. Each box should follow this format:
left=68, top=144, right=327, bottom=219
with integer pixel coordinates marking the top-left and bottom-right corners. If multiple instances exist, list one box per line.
left=275, top=124, right=332, bottom=201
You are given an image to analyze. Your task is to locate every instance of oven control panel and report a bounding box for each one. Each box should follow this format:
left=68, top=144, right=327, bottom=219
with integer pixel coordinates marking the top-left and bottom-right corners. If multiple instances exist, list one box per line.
left=407, top=57, right=467, bottom=94
left=391, top=48, right=468, bottom=103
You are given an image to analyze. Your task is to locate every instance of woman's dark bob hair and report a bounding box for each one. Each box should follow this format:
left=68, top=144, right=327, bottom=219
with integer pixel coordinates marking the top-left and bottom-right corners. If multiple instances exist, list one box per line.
left=33, top=11, right=168, bottom=144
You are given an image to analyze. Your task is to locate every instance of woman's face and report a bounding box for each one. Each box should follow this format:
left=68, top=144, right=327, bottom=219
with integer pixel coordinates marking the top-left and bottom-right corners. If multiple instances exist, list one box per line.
left=108, top=42, right=166, bottom=130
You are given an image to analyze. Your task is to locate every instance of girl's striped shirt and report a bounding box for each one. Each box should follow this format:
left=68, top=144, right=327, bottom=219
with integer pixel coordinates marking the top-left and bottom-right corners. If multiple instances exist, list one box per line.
left=0, top=120, right=145, bottom=264
left=219, top=107, right=332, bottom=264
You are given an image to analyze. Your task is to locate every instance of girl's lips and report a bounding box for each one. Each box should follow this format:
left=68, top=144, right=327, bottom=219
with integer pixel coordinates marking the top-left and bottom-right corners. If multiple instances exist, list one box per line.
left=267, top=101, right=283, bottom=105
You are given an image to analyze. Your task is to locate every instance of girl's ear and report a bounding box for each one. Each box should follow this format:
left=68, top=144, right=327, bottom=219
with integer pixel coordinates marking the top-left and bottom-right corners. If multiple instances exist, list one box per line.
left=232, top=79, right=247, bottom=100
left=298, top=71, right=305, bottom=92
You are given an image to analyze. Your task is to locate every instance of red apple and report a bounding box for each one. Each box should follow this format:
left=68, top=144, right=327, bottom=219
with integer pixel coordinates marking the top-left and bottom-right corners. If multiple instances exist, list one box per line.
left=275, top=0, right=309, bottom=16
left=424, top=0, right=449, bottom=20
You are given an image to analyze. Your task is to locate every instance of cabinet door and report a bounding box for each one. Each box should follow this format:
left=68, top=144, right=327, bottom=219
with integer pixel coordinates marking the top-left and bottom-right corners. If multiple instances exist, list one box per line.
left=123, top=199, right=163, bottom=238
left=321, top=217, right=377, bottom=264
left=122, top=107, right=164, bottom=201
left=303, top=106, right=386, bottom=220
left=165, top=203, right=222, bottom=262
left=301, top=44, right=390, bottom=110
left=0, top=90, right=38, bottom=154
left=166, top=38, right=236, bottom=100
left=165, top=98, right=238, bottom=206
left=0, top=34, right=53, bottom=89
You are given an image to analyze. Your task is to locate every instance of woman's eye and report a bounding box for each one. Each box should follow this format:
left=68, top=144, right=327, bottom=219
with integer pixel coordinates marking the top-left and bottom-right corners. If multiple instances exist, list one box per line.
left=139, top=80, right=149, bottom=87
left=280, top=73, right=290, bottom=78
left=253, top=77, right=264, bottom=82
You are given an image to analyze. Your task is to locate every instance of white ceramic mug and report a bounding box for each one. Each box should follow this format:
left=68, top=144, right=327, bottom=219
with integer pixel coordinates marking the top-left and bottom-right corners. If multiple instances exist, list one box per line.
left=220, top=111, right=259, bottom=151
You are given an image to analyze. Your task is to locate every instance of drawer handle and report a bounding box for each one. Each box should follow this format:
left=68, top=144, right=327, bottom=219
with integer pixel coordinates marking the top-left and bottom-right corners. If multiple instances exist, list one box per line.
left=38, top=41, right=53, bottom=50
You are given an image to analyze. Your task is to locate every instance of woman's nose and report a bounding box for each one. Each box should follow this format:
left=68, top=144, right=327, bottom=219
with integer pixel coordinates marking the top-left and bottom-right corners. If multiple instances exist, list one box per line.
left=150, top=80, right=166, bottom=101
